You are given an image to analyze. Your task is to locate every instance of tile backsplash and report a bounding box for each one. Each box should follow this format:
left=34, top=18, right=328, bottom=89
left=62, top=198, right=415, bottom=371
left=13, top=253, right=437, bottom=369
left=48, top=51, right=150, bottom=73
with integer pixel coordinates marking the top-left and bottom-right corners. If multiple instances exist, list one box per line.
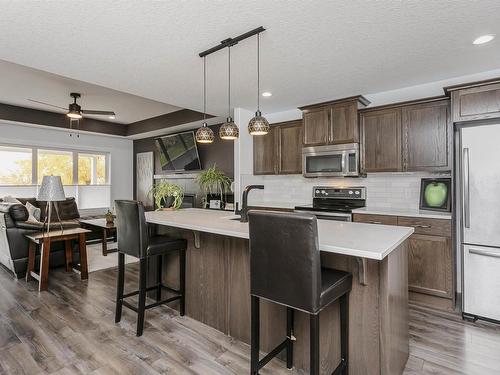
left=240, top=172, right=451, bottom=210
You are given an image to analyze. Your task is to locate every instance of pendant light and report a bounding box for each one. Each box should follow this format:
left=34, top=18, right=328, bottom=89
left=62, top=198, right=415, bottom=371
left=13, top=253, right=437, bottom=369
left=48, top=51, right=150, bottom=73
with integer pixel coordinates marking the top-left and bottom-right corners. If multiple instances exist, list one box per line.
left=219, top=46, right=239, bottom=140
left=195, top=56, right=215, bottom=143
left=248, top=33, right=270, bottom=136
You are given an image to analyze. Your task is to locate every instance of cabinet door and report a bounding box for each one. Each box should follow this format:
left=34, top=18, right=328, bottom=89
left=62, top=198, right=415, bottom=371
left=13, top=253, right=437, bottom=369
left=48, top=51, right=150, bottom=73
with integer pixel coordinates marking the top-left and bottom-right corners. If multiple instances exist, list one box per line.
left=278, top=121, right=302, bottom=174
left=403, top=100, right=451, bottom=171
left=253, top=127, right=277, bottom=175
left=408, top=234, right=453, bottom=299
left=303, top=107, right=330, bottom=146
left=451, top=83, right=500, bottom=122
left=331, top=101, right=359, bottom=144
left=360, top=108, right=402, bottom=172
left=352, top=213, right=398, bottom=226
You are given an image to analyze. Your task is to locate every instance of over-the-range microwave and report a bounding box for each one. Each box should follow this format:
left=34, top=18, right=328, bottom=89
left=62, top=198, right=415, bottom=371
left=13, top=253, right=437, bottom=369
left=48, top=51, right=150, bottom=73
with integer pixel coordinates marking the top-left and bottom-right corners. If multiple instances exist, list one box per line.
left=302, top=143, right=359, bottom=178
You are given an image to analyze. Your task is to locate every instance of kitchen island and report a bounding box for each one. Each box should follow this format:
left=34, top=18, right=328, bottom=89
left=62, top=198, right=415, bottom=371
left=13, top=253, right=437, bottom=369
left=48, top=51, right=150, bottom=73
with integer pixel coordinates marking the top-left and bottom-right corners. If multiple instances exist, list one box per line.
left=146, top=208, right=414, bottom=375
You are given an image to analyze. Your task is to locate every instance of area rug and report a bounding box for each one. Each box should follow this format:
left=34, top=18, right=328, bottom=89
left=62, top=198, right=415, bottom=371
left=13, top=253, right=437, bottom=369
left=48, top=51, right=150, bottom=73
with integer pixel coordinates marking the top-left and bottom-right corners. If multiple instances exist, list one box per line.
left=86, top=241, right=138, bottom=273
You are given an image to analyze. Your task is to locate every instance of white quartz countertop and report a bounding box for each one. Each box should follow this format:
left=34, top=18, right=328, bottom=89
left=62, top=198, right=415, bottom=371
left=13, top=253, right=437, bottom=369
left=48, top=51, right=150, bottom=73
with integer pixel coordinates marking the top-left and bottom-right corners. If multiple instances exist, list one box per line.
left=352, top=207, right=452, bottom=220
left=146, top=208, right=414, bottom=260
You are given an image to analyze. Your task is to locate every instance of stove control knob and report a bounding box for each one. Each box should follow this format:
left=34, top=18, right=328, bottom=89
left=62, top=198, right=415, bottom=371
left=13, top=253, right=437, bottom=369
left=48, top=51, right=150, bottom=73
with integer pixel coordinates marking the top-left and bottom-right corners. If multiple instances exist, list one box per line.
left=348, top=190, right=353, bottom=195
left=321, top=190, right=326, bottom=194
left=315, top=190, right=320, bottom=194
left=355, top=191, right=360, bottom=195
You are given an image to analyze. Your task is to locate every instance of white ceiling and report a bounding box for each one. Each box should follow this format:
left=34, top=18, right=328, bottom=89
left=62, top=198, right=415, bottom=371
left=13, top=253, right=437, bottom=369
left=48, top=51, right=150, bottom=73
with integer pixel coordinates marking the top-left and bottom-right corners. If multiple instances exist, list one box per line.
left=0, top=1, right=499, bottom=117
left=0, top=59, right=181, bottom=124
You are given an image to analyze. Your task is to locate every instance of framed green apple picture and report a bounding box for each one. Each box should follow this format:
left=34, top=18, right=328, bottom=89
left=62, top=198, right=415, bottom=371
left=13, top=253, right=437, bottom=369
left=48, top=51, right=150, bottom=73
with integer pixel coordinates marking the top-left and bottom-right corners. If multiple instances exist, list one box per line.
left=419, top=178, right=451, bottom=212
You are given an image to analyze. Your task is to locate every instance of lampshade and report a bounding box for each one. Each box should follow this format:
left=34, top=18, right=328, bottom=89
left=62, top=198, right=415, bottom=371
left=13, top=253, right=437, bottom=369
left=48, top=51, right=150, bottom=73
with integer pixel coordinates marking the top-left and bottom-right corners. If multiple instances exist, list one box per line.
left=248, top=110, right=270, bottom=135
left=196, top=122, right=215, bottom=143
left=219, top=117, right=239, bottom=140
left=37, top=176, right=66, bottom=201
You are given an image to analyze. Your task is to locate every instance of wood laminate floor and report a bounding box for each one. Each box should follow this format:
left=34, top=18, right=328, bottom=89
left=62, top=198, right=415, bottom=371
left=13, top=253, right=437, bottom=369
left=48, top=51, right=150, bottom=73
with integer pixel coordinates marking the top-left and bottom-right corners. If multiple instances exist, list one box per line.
left=0, top=263, right=499, bottom=375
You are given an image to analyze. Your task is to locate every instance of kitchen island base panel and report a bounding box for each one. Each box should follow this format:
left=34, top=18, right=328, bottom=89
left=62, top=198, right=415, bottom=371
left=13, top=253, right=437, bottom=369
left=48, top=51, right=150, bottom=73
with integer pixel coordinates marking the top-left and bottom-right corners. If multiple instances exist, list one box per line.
left=154, top=227, right=409, bottom=375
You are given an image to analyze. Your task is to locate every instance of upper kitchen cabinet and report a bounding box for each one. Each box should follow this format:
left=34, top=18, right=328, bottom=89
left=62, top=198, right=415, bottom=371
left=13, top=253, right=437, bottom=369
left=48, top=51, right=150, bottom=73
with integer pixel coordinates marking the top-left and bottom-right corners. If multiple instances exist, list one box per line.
left=300, top=95, right=370, bottom=146
left=360, top=97, right=452, bottom=173
left=360, top=108, right=402, bottom=172
left=277, top=120, right=303, bottom=174
left=402, top=99, right=451, bottom=172
left=253, top=120, right=302, bottom=175
left=445, top=78, right=500, bottom=123
left=253, top=125, right=277, bottom=175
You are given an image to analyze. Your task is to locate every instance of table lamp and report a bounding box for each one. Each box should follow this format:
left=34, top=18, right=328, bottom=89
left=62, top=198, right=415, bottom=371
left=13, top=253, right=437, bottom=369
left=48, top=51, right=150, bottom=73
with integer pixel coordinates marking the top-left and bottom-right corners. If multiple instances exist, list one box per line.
left=37, top=175, right=66, bottom=232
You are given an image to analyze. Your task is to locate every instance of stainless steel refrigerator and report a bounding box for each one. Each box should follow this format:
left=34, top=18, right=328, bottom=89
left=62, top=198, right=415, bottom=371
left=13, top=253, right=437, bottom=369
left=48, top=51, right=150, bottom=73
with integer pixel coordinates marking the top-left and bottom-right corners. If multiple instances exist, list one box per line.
left=460, top=123, right=500, bottom=322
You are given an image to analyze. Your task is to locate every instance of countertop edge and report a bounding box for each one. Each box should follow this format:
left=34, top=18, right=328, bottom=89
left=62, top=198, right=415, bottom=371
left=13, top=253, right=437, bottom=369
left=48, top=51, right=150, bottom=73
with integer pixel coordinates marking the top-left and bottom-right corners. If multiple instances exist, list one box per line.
left=352, top=207, right=452, bottom=220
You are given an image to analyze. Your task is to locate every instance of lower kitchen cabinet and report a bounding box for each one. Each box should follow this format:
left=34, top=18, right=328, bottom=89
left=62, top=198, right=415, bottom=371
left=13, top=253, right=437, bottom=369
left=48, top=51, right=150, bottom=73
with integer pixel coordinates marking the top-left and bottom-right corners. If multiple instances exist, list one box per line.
left=407, top=233, right=453, bottom=299
left=353, top=213, right=454, bottom=309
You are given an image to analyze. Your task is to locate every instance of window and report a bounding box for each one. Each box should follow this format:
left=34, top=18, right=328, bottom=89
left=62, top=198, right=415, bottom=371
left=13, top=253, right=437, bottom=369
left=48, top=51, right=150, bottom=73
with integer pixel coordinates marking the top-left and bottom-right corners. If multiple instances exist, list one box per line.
left=37, top=149, right=73, bottom=185
left=0, top=146, right=32, bottom=185
left=78, top=153, right=107, bottom=185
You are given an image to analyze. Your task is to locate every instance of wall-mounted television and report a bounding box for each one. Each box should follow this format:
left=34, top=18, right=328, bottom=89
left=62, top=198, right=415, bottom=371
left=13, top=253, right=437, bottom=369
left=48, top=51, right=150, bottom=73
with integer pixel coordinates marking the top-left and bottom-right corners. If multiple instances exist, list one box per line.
left=155, top=131, right=202, bottom=172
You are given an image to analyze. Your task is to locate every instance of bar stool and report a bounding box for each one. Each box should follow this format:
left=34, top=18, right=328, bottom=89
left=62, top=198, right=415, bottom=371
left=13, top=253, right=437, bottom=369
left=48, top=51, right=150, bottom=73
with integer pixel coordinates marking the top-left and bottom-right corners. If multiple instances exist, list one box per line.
left=114, top=200, right=187, bottom=336
left=248, top=211, right=352, bottom=375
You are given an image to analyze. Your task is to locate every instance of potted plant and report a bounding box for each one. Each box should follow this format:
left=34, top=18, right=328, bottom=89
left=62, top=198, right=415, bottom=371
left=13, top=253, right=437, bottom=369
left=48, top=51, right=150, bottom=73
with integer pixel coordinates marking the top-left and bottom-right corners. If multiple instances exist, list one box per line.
left=148, top=182, right=184, bottom=210
left=196, top=165, right=232, bottom=209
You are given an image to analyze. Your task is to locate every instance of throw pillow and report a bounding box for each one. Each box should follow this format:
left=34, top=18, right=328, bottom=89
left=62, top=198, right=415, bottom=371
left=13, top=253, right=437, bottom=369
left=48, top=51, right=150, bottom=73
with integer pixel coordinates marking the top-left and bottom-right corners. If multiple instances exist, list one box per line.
left=25, top=201, right=41, bottom=223
left=3, top=196, right=21, bottom=204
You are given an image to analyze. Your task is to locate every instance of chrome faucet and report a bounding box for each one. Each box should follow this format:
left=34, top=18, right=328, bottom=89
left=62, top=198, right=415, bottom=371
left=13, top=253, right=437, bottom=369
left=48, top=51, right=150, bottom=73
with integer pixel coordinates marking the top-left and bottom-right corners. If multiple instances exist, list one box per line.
left=237, top=185, right=264, bottom=223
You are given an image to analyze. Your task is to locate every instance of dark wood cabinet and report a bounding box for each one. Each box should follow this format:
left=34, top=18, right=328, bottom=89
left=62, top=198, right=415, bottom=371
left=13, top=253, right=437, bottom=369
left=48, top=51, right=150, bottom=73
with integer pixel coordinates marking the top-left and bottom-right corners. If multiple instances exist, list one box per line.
left=277, top=120, right=302, bottom=174
left=353, top=213, right=454, bottom=307
left=407, top=234, right=453, bottom=299
left=302, top=107, right=329, bottom=146
left=445, top=79, right=500, bottom=122
left=360, top=108, right=402, bottom=172
left=402, top=100, right=451, bottom=171
left=301, top=96, right=369, bottom=146
left=253, top=126, right=277, bottom=175
left=253, top=120, right=302, bottom=175
left=360, top=97, right=451, bottom=173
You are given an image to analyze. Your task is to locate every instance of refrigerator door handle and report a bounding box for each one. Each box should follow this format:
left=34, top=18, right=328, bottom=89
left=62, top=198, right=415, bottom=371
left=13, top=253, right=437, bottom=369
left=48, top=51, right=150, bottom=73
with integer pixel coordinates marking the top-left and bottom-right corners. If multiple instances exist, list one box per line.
left=469, top=248, right=500, bottom=259
left=462, top=147, right=471, bottom=229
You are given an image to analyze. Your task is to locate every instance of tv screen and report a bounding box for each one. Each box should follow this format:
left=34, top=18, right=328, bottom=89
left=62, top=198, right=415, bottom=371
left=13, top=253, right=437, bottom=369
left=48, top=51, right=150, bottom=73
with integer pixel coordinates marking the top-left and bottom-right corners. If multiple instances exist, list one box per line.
left=155, top=131, right=202, bottom=171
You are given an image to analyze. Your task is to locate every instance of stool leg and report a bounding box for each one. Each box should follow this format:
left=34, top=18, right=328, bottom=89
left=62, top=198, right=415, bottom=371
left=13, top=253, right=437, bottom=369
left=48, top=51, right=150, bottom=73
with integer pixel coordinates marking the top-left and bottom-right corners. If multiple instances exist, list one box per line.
left=179, top=249, right=186, bottom=316
left=340, top=293, right=349, bottom=375
left=156, top=254, right=162, bottom=302
left=286, top=307, right=294, bottom=369
left=310, top=313, right=320, bottom=375
left=137, top=257, right=147, bottom=336
left=250, top=295, right=260, bottom=375
left=115, top=252, right=125, bottom=323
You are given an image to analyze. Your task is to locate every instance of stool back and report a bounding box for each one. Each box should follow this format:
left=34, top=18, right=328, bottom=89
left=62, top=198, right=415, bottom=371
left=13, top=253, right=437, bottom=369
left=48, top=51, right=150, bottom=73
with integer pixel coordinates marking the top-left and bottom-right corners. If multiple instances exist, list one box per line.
left=115, top=200, right=149, bottom=258
left=248, top=210, right=321, bottom=313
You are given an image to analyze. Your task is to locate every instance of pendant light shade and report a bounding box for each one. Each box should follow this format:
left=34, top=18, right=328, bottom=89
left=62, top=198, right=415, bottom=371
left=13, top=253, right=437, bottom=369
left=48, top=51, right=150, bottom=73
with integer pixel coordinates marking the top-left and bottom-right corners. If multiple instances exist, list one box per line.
left=220, top=46, right=239, bottom=140
left=219, top=117, right=239, bottom=140
left=196, top=122, right=215, bottom=143
left=248, top=33, right=270, bottom=136
left=196, top=57, right=214, bottom=144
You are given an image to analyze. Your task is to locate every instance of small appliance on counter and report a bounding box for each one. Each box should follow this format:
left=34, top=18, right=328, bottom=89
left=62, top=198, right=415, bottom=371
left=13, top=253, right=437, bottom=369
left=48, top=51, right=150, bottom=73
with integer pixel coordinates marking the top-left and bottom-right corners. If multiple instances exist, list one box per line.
left=294, top=186, right=366, bottom=221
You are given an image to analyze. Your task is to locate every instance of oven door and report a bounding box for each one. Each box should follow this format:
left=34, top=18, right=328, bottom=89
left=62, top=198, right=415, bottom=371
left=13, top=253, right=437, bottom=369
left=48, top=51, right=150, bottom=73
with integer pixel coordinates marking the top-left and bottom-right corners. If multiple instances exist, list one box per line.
left=302, top=144, right=359, bottom=178
left=294, top=210, right=352, bottom=222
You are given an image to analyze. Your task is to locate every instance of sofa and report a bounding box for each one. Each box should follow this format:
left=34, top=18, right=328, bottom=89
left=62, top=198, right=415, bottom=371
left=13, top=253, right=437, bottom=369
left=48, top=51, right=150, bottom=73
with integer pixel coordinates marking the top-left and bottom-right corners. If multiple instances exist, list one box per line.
left=0, top=197, right=102, bottom=279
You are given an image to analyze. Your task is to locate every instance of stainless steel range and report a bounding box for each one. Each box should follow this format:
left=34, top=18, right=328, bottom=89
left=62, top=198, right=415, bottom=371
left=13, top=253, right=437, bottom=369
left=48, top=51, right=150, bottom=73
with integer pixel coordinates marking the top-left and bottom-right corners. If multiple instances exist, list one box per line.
left=294, top=186, right=366, bottom=221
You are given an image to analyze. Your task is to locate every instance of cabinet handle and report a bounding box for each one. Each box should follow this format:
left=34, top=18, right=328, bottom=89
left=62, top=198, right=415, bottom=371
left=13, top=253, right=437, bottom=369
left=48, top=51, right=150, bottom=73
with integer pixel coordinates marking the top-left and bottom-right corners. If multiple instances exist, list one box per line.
left=469, top=248, right=500, bottom=259
left=412, top=224, right=431, bottom=229
left=368, top=221, right=383, bottom=224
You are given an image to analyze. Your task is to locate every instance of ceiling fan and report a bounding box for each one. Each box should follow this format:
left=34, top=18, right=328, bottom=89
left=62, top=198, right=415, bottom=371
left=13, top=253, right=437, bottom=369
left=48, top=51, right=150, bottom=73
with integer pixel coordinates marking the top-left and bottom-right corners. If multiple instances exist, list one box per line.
left=28, top=92, right=116, bottom=120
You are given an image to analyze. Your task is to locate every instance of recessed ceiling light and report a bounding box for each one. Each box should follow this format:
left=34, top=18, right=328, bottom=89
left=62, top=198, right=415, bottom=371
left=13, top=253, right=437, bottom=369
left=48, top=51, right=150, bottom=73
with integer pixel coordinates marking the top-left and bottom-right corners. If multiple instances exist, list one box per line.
left=473, top=34, right=495, bottom=45
left=262, top=92, right=272, bottom=97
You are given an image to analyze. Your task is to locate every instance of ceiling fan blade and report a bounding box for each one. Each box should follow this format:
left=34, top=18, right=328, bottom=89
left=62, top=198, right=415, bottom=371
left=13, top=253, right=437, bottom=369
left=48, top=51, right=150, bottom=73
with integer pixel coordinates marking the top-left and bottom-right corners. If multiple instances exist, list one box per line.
left=81, top=109, right=116, bottom=116
left=27, top=99, right=68, bottom=111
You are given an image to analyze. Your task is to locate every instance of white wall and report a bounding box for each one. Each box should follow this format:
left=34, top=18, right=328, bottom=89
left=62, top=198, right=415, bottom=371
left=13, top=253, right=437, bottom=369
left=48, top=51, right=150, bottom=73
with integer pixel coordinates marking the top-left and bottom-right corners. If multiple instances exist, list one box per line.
left=0, top=121, right=133, bottom=210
